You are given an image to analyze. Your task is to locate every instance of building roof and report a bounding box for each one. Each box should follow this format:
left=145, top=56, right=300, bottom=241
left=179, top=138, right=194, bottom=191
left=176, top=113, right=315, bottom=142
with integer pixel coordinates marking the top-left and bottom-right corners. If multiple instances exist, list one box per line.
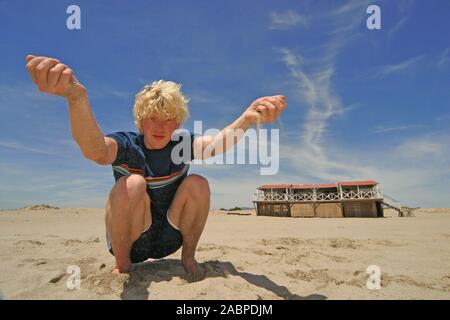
left=337, top=180, right=379, bottom=186
left=258, top=184, right=291, bottom=190
left=257, top=180, right=379, bottom=190
left=291, top=183, right=337, bottom=189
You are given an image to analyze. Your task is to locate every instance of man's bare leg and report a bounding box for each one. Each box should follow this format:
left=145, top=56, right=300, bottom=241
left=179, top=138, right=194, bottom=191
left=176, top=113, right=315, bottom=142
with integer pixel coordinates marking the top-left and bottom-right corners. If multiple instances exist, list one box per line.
left=168, top=174, right=210, bottom=277
left=105, top=174, right=151, bottom=273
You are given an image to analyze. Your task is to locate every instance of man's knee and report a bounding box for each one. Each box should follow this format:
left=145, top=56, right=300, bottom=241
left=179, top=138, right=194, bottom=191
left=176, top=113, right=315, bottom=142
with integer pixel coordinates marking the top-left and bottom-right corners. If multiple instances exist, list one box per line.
left=109, top=174, right=149, bottom=208
left=184, top=174, right=210, bottom=199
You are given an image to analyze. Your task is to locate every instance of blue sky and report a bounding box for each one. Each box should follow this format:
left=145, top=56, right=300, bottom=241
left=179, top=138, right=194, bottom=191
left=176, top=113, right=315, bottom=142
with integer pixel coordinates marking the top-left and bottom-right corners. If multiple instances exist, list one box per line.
left=0, top=0, right=449, bottom=209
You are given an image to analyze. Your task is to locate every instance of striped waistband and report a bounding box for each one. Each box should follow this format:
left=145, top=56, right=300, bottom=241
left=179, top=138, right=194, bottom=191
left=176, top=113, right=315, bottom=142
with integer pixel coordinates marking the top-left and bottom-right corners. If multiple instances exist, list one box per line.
left=112, top=164, right=189, bottom=189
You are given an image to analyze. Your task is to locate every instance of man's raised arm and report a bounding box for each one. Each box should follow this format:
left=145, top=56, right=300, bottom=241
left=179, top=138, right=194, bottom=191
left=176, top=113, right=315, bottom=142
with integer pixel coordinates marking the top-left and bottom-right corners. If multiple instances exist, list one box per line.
left=25, top=55, right=117, bottom=165
left=193, top=95, right=287, bottom=159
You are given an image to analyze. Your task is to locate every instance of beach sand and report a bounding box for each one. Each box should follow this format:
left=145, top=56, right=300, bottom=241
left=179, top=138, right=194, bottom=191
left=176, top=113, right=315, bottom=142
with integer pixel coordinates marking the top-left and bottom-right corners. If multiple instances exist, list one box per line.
left=0, top=207, right=449, bottom=300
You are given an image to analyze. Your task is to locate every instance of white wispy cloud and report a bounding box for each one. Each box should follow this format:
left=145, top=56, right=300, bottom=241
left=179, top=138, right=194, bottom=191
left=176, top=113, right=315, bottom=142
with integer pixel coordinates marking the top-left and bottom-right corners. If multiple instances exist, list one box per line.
left=269, top=10, right=308, bottom=30
left=0, top=83, right=59, bottom=114
left=0, top=139, right=56, bottom=155
left=108, top=89, right=133, bottom=98
left=186, top=91, right=219, bottom=105
left=375, top=55, right=424, bottom=78
left=88, top=86, right=133, bottom=99
left=388, top=0, right=415, bottom=39
left=437, top=48, right=450, bottom=68
left=278, top=48, right=300, bottom=67
left=330, top=0, right=369, bottom=15
left=372, top=124, right=425, bottom=134
left=388, top=17, right=408, bottom=39
left=325, top=0, right=371, bottom=36
left=395, top=137, right=445, bottom=158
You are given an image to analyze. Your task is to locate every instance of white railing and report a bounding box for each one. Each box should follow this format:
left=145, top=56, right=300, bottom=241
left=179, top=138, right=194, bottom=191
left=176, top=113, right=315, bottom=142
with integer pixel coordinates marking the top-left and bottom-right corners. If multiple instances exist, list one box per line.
left=253, top=192, right=286, bottom=201
left=341, top=190, right=382, bottom=199
left=253, top=190, right=383, bottom=202
left=290, top=193, right=314, bottom=201
left=316, top=193, right=340, bottom=201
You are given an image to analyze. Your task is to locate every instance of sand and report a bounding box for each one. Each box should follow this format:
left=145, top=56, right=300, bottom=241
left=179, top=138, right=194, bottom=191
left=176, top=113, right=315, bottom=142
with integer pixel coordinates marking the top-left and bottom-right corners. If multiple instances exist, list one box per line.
left=0, top=207, right=449, bottom=300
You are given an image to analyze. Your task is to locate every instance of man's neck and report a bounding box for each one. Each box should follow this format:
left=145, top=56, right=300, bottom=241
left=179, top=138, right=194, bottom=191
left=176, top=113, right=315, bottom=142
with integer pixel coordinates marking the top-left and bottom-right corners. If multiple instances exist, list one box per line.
left=143, top=135, right=169, bottom=150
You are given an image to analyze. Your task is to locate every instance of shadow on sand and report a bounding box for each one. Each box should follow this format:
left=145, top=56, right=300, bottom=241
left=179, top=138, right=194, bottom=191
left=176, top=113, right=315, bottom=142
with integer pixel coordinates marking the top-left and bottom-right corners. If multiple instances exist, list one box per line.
left=120, top=259, right=327, bottom=300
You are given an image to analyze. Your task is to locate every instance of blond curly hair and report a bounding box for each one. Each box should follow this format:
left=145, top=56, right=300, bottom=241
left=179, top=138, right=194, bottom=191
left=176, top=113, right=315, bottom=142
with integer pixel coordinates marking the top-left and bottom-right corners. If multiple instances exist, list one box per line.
left=133, top=80, right=189, bottom=133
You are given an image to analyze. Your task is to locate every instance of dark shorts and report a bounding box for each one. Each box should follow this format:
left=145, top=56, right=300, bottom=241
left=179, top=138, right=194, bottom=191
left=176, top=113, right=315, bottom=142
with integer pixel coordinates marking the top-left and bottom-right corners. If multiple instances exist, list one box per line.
left=106, top=202, right=183, bottom=263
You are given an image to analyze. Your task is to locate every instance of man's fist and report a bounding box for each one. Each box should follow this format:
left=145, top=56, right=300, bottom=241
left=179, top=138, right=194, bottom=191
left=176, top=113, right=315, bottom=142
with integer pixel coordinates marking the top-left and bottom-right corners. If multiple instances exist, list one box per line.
left=243, top=95, right=287, bottom=126
left=25, top=55, right=85, bottom=98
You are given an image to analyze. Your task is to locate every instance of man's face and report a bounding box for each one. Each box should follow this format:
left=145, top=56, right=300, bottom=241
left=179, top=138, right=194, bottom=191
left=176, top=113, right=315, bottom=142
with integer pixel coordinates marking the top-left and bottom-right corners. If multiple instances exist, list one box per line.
left=141, top=115, right=180, bottom=150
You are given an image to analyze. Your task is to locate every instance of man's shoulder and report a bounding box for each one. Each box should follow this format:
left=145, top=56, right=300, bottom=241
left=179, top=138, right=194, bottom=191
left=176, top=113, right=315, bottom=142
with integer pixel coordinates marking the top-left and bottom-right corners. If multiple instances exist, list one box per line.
left=107, top=130, right=139, bottom=137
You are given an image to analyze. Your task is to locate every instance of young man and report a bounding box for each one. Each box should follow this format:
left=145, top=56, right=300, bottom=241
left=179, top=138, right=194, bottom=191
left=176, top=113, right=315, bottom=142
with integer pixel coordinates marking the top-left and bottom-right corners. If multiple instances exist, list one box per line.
left=25, top=55, right=287, bottom=277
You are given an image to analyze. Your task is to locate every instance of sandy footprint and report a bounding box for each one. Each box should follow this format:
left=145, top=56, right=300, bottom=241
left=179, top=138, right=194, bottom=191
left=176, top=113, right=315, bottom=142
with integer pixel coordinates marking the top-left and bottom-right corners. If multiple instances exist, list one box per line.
left=28, top=258, right=49, bottom=266
left=328, top=238, right=359, bottom=249
left=15, top=240, right=45, bottom=246
left=286, top=268, right=371, bottom=289
left=85, top=270, right=129, bottom=295
left=196, top=243, right=238, bottom=256
left=382, top=274, right=448, bottom=292
left=62, top=239, right=83, bottom=246
left=285, top=268, right=344, bottom=287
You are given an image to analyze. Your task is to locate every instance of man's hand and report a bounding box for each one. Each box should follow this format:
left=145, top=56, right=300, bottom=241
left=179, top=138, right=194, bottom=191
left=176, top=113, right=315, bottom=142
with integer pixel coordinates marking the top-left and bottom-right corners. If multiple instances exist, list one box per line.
left=25, top=55, right=86, bottom=99
left=242, top=95, right=287, bottom=126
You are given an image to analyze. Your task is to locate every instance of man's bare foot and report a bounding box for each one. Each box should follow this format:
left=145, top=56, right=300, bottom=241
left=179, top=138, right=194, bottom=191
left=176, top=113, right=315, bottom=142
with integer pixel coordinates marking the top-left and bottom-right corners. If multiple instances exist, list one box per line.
left=182, top=259, right=207, bottom=282
left=112, top=262, right=131, bottom=274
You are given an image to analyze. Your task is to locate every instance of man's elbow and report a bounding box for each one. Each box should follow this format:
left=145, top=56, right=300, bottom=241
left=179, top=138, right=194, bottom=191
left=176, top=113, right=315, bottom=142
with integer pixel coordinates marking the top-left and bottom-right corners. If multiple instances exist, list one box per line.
left=83, top=150, right=110, bottom=165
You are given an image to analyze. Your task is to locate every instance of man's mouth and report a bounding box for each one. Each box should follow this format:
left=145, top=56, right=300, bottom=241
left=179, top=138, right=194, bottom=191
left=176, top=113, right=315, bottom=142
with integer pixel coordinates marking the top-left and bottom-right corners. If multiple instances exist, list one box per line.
left=152, top=134, right=165, bottom=140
